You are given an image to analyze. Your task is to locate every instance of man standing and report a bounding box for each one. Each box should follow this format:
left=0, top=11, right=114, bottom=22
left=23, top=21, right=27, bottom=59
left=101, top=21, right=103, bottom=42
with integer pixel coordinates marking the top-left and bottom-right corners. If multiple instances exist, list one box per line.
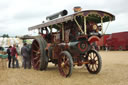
left=7, top=46, right=12, bottom=68
left=11, top=44, right=19, bottom=68
left=21, top=43, right=31, bottom=69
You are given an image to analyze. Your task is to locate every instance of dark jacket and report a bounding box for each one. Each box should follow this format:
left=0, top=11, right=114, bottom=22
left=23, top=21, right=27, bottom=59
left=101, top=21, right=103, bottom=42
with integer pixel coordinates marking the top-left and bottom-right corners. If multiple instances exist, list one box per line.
left=7, top=48, right=11, bottom=56
left=21, top=46, right=30, bottom=57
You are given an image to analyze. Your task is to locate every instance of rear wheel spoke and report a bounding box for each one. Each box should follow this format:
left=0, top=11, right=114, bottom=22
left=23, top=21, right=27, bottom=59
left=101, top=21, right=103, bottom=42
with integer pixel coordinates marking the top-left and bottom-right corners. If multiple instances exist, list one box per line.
left=32, top=50, right=38, bottom=53
left=33, top=56, right=39, bottom=60
left=33, top=43, right=39, bottom=49
left=34, top=61, right=40, bottom=68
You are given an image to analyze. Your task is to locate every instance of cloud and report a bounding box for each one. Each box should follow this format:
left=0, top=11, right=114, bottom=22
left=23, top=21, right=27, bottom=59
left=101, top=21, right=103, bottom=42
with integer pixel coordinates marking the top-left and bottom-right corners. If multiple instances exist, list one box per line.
left=0, top=0, right=127, bottom=36
left=0, top=0, right=10, bottom=10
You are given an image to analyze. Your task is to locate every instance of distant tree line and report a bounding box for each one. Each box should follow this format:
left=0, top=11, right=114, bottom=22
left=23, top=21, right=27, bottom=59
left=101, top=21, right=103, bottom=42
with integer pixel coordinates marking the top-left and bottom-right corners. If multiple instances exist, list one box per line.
left=2, top=34, right=9, bottom=38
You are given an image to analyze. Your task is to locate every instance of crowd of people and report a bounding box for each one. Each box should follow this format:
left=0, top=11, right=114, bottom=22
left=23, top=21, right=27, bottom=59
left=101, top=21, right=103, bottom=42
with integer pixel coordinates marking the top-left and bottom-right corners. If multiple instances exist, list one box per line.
left=7, top=43, right=31, bottom=69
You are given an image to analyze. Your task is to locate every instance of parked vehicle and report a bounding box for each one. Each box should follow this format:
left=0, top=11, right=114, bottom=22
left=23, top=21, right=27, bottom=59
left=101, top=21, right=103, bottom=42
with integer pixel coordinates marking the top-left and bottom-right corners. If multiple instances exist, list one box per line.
left=107, top=32, right=128, bottom=50
left=28, top=7, right=115, bottom=77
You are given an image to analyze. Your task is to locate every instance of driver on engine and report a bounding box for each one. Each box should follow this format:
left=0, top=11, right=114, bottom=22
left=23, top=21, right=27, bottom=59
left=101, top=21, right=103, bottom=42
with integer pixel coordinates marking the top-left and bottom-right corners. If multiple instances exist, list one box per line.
left=86, top=21, right=102, bottom=37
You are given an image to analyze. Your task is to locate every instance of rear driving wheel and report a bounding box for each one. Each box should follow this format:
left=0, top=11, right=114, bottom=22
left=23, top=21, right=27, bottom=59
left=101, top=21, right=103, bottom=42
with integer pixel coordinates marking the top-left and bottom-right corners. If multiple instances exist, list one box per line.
left=58, top=51, right=73, bottom=77
left=31, top=37, right=48, bottom=70
left=86, top=50, right=102, bottom=74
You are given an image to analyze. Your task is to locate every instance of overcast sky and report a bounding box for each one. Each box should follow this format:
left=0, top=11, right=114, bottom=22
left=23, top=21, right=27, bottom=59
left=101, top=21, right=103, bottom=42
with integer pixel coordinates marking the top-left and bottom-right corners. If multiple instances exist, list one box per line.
left=0, top=0, right=127, bottom=36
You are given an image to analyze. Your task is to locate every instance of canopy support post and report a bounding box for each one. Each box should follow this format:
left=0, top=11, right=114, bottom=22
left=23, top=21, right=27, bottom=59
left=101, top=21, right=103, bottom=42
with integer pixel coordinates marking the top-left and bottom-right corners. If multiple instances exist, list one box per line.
left=84, top=16, right=87, bottom=35
left=101, top=17, right=103, bottom=35
left=62, top=23, right=64, bottom=41
left=74, top=17, right=84, bottom=34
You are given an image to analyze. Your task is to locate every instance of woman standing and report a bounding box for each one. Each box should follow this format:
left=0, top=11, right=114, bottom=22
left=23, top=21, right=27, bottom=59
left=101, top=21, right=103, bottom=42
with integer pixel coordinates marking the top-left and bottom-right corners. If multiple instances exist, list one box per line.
left=11, top=44, right=19, bottom=68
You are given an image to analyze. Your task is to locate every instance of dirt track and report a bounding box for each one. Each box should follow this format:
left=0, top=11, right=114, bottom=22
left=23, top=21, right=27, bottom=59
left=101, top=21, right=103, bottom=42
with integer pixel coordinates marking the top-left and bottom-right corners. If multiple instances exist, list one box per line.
left=0, top=51, right=128, bottom=85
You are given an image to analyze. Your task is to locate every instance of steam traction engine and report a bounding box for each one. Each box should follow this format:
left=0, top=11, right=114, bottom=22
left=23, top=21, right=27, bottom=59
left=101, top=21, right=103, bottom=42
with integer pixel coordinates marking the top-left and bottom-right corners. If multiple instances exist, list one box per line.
left=28, top=7, right=115, bottom=77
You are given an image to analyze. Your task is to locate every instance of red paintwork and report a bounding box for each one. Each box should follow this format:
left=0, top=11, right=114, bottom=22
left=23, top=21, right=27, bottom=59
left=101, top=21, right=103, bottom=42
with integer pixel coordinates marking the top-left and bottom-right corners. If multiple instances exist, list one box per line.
left=97, top=31, right=128, bottom=50
left=78, top=42, right=88, bottom=52
left=88, top=36, right=100, bottom=44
